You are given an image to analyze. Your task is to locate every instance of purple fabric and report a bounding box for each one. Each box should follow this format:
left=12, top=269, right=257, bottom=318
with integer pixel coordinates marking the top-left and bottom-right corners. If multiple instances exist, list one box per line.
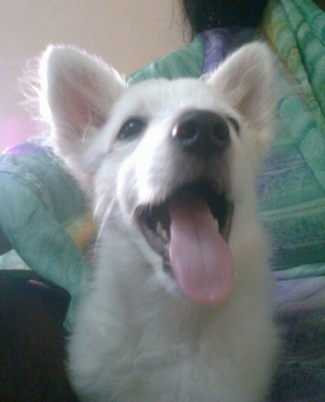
left=199, top=28, right=257, bottom=74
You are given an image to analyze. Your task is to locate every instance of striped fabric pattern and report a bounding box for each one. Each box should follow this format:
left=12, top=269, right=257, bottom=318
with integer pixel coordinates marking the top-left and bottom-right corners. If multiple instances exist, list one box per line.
left=260, top=0, right=325, bottom=275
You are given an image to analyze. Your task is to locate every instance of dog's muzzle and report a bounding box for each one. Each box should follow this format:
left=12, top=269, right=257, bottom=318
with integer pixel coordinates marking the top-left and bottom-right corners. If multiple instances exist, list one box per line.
left=136, top=110, right=234, bottom=306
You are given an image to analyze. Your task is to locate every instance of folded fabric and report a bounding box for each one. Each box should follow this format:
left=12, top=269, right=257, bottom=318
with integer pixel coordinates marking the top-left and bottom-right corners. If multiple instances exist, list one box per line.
left=0, top=141, right=94, bottom=328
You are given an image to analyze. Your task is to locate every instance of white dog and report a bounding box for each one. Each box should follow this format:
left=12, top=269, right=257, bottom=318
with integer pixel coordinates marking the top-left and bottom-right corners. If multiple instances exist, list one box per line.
left=41, top=42, right=278, bottom=401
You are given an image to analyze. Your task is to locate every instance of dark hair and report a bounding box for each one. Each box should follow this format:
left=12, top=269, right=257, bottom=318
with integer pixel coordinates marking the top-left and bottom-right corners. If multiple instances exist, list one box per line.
left=180, top=0, right=269, bottom=37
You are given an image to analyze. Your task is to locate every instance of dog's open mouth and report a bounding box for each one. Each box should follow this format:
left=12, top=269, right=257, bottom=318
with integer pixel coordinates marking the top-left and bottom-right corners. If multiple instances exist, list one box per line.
left=137, top=181, right=234, bottom=305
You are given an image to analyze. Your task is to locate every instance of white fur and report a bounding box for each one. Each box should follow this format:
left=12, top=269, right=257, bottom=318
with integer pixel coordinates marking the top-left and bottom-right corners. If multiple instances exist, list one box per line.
left=41, top=42, right=278, bottom=401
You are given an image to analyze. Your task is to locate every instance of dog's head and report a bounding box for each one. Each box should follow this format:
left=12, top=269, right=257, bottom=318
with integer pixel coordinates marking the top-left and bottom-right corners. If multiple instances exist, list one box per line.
left=41, top=43, right=274, bottom=306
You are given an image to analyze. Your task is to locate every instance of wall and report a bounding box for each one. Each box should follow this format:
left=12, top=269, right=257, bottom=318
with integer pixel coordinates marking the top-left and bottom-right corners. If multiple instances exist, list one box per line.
left=0, top=0, right=187, bottom=151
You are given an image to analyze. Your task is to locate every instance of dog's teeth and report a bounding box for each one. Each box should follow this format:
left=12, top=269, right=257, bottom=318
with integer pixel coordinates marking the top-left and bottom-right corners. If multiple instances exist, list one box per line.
left=212, top=182, right=222, bottom=193
left=157, top=222, right=168, bottom=242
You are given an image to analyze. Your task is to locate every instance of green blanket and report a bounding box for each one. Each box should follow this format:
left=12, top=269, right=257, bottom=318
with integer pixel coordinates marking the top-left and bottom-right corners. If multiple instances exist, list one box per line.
left=260, top=0, right=325, bottom=316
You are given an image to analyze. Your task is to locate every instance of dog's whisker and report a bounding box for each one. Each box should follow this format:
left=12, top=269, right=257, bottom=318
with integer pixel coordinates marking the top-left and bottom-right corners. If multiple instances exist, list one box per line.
left=96, top=198, right=118, bottom=241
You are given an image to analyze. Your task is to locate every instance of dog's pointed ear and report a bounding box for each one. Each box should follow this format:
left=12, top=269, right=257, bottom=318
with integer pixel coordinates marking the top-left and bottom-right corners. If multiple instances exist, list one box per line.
left=40, top=46, right=125, bottom=183
left=206, top=42, right=274, bottom=161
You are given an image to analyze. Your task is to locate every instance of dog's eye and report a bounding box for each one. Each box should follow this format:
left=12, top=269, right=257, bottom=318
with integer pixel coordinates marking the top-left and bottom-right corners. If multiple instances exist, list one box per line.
left=118, top=118, right=146, bottom=140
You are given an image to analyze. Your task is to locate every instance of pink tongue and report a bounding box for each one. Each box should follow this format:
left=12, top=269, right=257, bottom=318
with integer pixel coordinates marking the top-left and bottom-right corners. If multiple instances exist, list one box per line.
left=169, top=191, right=233, bottom=305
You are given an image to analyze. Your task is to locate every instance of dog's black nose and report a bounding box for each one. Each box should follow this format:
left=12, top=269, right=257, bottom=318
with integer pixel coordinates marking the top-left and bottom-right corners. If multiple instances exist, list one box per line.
left=171, top=110, right=230, bottom=159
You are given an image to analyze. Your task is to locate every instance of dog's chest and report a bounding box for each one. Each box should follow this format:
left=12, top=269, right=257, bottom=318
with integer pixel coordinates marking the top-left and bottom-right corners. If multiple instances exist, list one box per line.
left=106, top=296, right=239, bottom=401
